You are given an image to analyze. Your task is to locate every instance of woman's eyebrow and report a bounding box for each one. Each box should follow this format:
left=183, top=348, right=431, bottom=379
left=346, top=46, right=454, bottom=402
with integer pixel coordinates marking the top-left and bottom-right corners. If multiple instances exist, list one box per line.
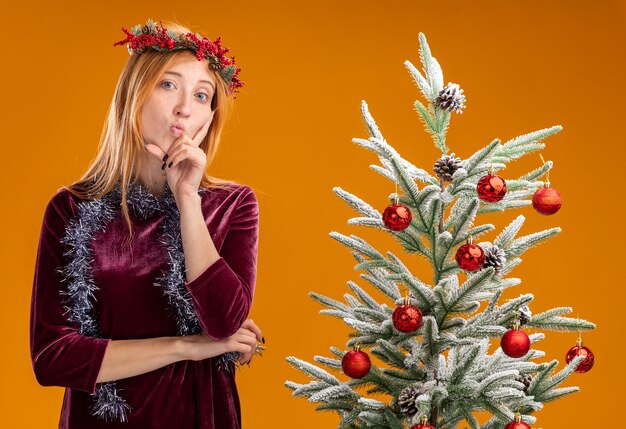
left=163, top=71, right=215, bottom=90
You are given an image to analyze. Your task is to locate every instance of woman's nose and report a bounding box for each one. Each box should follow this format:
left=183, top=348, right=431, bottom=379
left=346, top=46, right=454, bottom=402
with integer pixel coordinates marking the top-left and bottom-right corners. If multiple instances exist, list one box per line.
left=174, top=94, right=192, bottom=117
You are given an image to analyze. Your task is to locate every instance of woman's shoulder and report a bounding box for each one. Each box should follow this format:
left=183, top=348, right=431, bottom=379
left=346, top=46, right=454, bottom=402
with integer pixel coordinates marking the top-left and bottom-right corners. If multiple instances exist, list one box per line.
left=45, top=186, right=82, bottom=217
left=39, top=186, right=88, bottom=234
left=198, top=182, right=259, bottom=225
left=199, top=182, right=257, bottom=206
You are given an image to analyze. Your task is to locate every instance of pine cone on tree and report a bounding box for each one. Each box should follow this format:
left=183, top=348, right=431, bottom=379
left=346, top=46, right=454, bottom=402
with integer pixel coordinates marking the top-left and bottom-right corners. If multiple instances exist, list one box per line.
left=397, top=385, right=420, bottom=417
left=482, top=244, right=506, bottom=274
left=516, top=375, right=533, bottom=393
left=519, top=305, right=532, bottom=325
left=433, top=153, right=463, bottom=182
left=434, top=82, right=466, bottom=114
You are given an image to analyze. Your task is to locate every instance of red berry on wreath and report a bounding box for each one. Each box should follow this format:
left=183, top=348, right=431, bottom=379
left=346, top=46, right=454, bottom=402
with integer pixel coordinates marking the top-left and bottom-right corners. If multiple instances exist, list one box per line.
left=532, top=183, right=562, bottom=215
left=504, top=413, right=531, bottom=429
left=410, top=415, right=435, bottom=429
left=455, top=236, right=485, bottom=272
left=477, top=169, right=507, bottom=203
left=501, top=323, right=531, bottom=358
left=392, top=295, right=423, bottom=333
left=565, top=337, right=594, bottom=373
left=342, top=345, right=371, bottom=379
left=383, top=201, right=412, bottom=231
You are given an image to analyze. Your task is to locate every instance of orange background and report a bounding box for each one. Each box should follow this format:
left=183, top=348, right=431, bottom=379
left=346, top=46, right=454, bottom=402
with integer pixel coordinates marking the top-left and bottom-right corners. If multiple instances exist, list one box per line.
left=3, top=1, right=624, bottom=427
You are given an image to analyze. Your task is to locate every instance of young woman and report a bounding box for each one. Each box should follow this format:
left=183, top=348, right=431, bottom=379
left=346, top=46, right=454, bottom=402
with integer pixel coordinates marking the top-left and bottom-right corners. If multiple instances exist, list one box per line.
left=30, top=19, right=263, bottom=428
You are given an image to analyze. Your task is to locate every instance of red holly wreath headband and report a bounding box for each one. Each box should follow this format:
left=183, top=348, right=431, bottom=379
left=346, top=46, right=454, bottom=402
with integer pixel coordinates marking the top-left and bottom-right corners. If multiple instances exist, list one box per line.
left=113, top=19, right=243, bottom=95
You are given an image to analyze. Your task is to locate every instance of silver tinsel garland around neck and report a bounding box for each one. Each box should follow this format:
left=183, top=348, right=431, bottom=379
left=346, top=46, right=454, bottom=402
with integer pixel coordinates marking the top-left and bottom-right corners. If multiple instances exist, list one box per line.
left=56, top=179, right=239, bottom=422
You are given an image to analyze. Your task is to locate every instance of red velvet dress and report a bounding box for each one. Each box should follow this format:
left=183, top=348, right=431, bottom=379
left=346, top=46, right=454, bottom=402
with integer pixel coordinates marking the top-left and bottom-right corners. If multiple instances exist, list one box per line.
left=30, top=183, right=259, bottom=428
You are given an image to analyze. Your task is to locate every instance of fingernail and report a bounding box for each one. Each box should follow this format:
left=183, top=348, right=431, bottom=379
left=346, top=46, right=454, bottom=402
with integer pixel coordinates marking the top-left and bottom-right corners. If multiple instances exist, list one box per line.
left=262, top=336, right=265, bottom=344
left=161, top=162, right=166, bottom=170
left=162, top=154, right=169, bottom=162
left=168, top=161, right=173, bottom=168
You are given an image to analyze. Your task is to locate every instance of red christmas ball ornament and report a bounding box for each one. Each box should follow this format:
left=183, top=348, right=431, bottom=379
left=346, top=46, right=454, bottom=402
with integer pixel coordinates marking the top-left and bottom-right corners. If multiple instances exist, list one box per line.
left=565, top=337, right=594, bottom=373
left=383, top=201, right=412, bottom=231
left=477, top=172, right=507, bottom=203
left=504, top=421, right=530, bottom=429
left=392, top=296, right=423, bottom=333
left=504, top=413, right=531, bottom=429
left=342, top=346, right=371, bottom=379
left=455, top=237, right=485, bottom=271
left=532, top=184, right=562, bottom=215
left=410, top=416, right=436, bottom=429
left=501, top=324, right=531, bottom=358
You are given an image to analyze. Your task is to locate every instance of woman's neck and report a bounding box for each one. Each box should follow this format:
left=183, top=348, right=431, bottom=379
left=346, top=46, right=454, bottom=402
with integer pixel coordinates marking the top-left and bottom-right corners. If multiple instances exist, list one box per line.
left=136, top=149, right=168, bottom=197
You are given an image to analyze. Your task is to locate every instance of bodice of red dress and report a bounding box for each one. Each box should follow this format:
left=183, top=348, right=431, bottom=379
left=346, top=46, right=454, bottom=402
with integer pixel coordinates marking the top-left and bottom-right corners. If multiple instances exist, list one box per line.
left=30, top=182, right=260, bottom=428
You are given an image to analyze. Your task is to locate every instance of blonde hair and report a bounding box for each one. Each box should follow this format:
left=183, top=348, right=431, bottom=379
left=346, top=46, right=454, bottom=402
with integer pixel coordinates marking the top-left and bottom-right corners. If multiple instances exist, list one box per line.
left=65, top=21, right=238, bottom=239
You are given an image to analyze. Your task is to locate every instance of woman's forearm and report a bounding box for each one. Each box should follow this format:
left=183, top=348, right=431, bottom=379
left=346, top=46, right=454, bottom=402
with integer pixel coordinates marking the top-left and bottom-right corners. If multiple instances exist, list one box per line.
left=177, top=192, right=221, bottom=283
left=95, top=326, right=261, bottom=383
left=96, top=337, right=185, bottom=383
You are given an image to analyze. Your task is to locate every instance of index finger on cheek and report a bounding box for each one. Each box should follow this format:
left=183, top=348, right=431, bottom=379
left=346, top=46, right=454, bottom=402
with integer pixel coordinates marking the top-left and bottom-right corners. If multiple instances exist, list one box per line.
left=192, top=119, right=211, bottom=144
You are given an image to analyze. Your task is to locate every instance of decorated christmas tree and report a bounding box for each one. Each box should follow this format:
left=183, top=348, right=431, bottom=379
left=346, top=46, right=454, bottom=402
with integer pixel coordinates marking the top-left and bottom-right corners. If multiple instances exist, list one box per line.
left=285, top=33, right=596, bottom=429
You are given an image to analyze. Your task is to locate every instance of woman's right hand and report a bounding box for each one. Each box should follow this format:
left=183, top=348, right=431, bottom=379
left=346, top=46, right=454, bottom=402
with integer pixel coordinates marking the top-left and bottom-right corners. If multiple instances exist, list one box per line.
left=180, top=319, right=263, bottom=362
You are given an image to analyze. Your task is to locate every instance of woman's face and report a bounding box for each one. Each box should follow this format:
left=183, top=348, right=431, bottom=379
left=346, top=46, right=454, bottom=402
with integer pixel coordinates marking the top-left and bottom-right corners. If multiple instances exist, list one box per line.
left=140, top=51, right=216, bottom=152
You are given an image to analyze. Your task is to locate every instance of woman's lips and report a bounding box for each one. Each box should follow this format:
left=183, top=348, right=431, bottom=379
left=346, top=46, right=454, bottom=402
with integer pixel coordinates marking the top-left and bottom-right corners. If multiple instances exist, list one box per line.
left=170, top=126, right=184, bottom=136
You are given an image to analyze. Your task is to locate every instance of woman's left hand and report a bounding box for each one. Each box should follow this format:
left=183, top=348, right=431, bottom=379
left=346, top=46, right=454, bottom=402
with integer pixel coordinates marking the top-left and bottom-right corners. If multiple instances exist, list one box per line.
left=236, top=319, right=265, bottom=365
left=145, top=110, right=215, bottom=201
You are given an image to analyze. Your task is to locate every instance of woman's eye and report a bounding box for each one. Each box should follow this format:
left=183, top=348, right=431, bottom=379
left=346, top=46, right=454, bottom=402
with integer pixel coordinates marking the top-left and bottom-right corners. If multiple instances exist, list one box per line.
left=196, top=93, right=209, bottom=102
left=161, top=81, right=174, bottom=89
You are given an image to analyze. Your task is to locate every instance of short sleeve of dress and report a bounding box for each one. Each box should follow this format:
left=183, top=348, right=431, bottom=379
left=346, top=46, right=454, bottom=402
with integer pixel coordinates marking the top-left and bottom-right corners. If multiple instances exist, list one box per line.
left=184, top=185, right=260, bottom=339
left=30, top=189, right=110, bottom=394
